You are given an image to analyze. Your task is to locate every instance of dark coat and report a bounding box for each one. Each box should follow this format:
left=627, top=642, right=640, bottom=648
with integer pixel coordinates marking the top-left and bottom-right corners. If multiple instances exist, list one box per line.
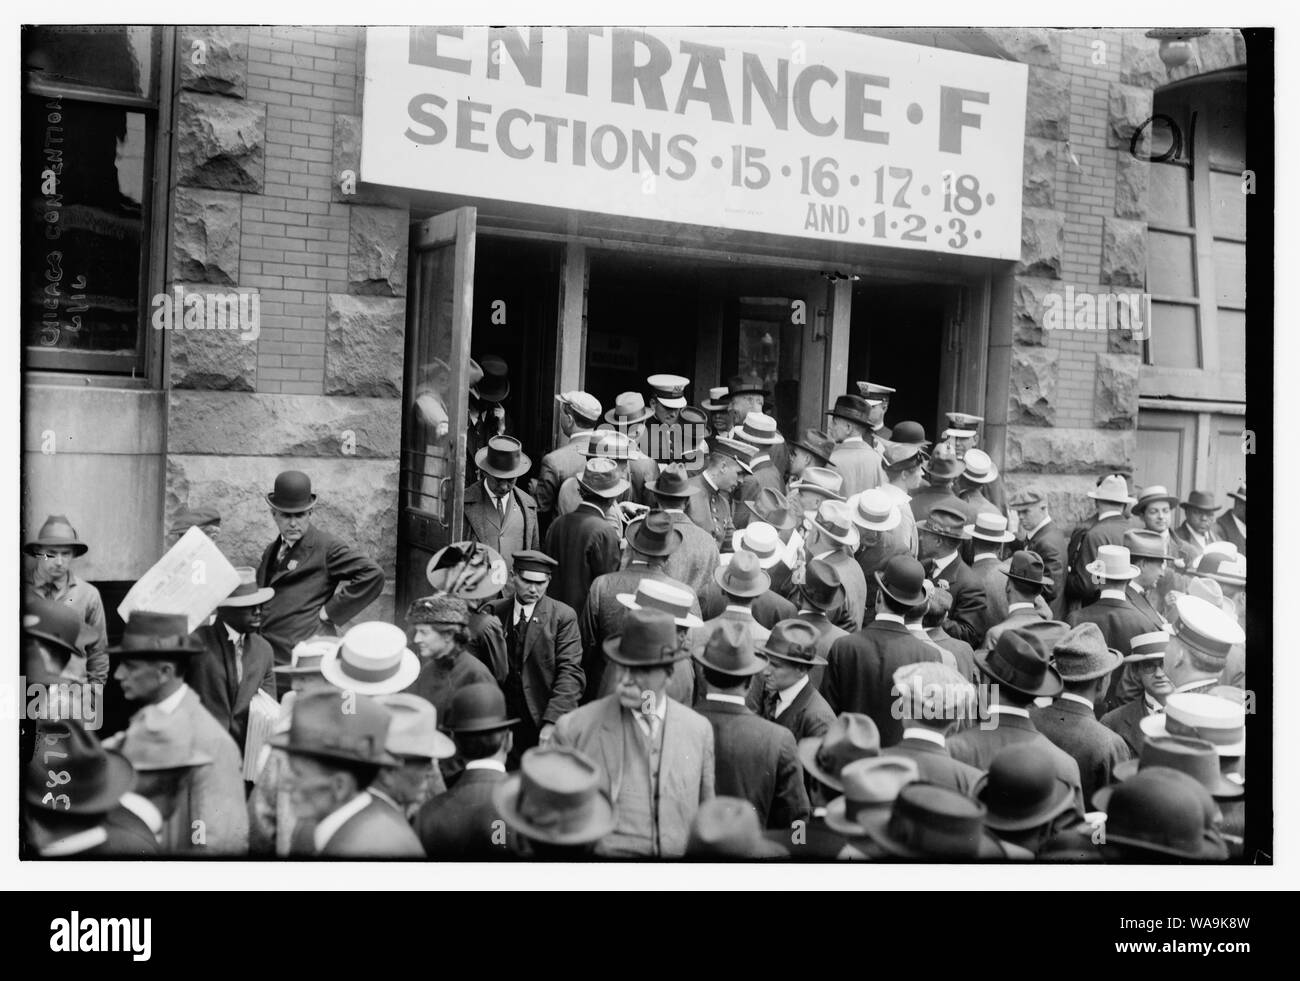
left=909, top=482, right=958, bottom=524
left=1099, top=697, right=1151, bottom=757
left=1030, top=696, right=1132, bottom=803
left=733, top=459, right=786, bottom=530
left=189, top=622, right=276, bottom=749
left=1215, top=512, right=1246, bottom=555
left=1068, top=596, right=1153, bottom=657
left=793, top=610, right=849, bottom=692
left=699, top=581, right=797, bottom=628
left=926, top=626, right=977, bottom=682
left=931, top=554, right=987, bottom=649
left=544, top=502, right=621, bottom=614
left=979, top=605, right=1049, bottom=655
left=1125, top=583, right=1171, bottom=633
left=636, top=509, right=719, bottom=599
left=685, top=473, right=735, bottom=548
left=485, top=595, right=585, bottom=727
left=319, top=795, right=425, bottom=858
left=822, top=549, right=869, bottom=633
left=464, top=480, right=540, bottom=575
left=416, top=766, right=509, bottom=860
left=1170, top=520, right=1219, bottom=563
left=1021, top=518, right=1068, bottom=617
left=696, top=698, right=810, bottom=831
left=405, top=651, right=499, bottom=721
left=28, top=802, right=161, bottom=858
left=766, top=680, right=837, bottom=743
left=856, top=538, right=910, bottom=608
left=882, top=735, right=985, bottom=795
left=821, top=618, right=943, bottom=746
left=1065, top=513, right=1132, bottom=607
left=256, top=524, right=385, bottom=665
left=535, top=432, right=593, bottom=519
left=947, top=710, right=1085, bottom=817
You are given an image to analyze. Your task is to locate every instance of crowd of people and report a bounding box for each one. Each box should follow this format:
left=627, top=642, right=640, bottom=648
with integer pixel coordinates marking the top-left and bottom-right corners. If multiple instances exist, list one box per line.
left=20, top=368, right=1250, bottom=861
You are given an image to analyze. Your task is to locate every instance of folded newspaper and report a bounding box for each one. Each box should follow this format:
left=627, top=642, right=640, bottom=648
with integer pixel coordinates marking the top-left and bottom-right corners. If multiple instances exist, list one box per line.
left=117, top=526, right=241, bottom=634
left=243, top=691, right=282, bottom=782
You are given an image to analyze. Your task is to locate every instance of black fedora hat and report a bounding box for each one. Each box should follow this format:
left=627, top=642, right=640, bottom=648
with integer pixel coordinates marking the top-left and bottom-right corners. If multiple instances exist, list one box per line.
left=647, top=463, right=699, bottom=501
left=974, top=628, right=1064, bottom=699
left=789, top=428, right=836, bottom=466
left=25, top=514, right=90, bottom=557
left=825, top=394, right=873, bottom=428
left=603, top=607, right=691, bottom=668
left=973, top=742, right=1075, bottom=832
left=474, top=355, right=510, bottom=403
left=799, top=557, right=845, bottom=611
left=476, top=435, right=532, bottom=479
left=1106, top=735, right=1243, bottom=801
left=626, top=510, right=682, bottom=557
left=856, top=781, right=1008, bottom=859
left=444, top=682, right=519, bottom=733
left=267, top=470, right=317, bottom=513
left=25, top=722, right=135, bottom=816
left=108, top=611, right=204, bottom=659
left=726, top=373, right=767, bottom=398
left=874, top=555, right=930, bottom=607
left=760, top=619, right=827, bottom=667
left=1180, top=489, right=1221, bottom=512
left=1095, top=767, right=1228, bottom=861
left=1000, top=550, right=1053, bottom=590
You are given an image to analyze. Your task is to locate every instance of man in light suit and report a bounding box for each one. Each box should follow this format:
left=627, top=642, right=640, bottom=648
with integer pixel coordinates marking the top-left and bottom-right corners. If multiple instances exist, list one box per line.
left=189, top=568, right=276, bottom=750
left=552, top=608, right=715, bottom=858
left=256, top=470, right=384, bottom=688
left=272, top=688, right=424, bottom=858
left=534, top=391, right=602, bottom=527
left=1009, top=488, right=1068, bottom=617
left=111, top=612, right=248, bottom=855
left=463, top=437, right=540, bottom=577
left=484, top=551, right=585, bottom=766
left=825, top=394, right=887, bottom=498
left=694, top=620, right=810, bottom=831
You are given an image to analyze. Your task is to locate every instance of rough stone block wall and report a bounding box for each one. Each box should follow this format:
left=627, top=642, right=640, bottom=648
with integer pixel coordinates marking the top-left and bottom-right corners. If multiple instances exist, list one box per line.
left=164, top=25, right=407, bottom=624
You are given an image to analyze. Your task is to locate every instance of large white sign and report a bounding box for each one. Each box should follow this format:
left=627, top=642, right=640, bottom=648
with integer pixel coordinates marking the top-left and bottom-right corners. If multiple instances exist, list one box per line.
left=362, top=27, right=1028, bottom=260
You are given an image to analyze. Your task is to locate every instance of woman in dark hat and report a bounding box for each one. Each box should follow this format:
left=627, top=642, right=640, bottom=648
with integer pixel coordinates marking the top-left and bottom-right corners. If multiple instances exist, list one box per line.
left=24, top=513, right=108, bottom=687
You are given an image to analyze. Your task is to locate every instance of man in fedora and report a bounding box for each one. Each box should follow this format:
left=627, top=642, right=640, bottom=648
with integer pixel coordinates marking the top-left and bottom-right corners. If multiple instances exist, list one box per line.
left=495, top=745, right=618, bottom=859
left=466, top=354, right=512, bottom=485
left=257, top=470, right=385, bottom=683
left=1123, top=530, right=1176, bottom=633
left=791, top=558, right=850, bottom=675
left=1163, top=595, right=1245, bottom=697
left=640, top=463, right=718, bottom=596
left=908, top=442, right=963, bottom=524
left=543, top=457, right=625, bottom=613
left=732, top=411, right=787, bottom=530
left=790, top=466, right=845, bottom=522
left=1009, top=488, right=1068, bottom=617
left=694, top=621, right=810, bottom=830
left=189, top=567, right=277, bottom=751
left=552, top=607, right=715, bottom=857
left=974, top=742, right=1082, bottom=857
left=786, top=428, right=837, bottom=490
left=1030, top=623, right=1131, bottom=802
left=24, top=513, right=108, bottom=686
left=1064, top=474, right=1136, bottom=610
left=1067, top=545, right=1153, bottom=662
left=404, top=595, right=498, bottom=723
left=577, top=510, right=697, bottom=702
left=825, top=394, right=886, bottom=498
left=168, top=505, right=222, bottom=547
left=685, top=438, right=751, bottom=546
left=1172, top=489, right=1223, bottom=562
left=1091, top=767, right=1227, bottom=862
left=821, top=555, right=943, bottom=747
left=273, top=688, right=424, bottom=857
left=759, top=619, right=835, bottom=741
left=881, top=442, right=925, bottom=557
left=370, top=693, right=456, bottom=824
left=726, top=373, right=768, bottom=430
left=483, top=551, right=584, bottom=764
left=611, top=579, right=703, bottom=705
left=946, top=628, right=1086, bottom=817
left=981, top=551, right=1054, bottom=653
left=417, top=682, right=517, bottom=859
left=784, top=713, right=883, bottom=858
left=805, top=500, right=868, bottom=632
left=848, top=779, right=1014, bottom=861
left=1100, top=631, right=1173, bottom=755
left=110, top=611, right=248, bottom=854
left=700, top=523, right=797, bottom=628
left=693, top=551, right=776, bottom=713
left=1217, top=485, right=1246, bottom=555
left=1132, top=484, right=1195, bottom=590
left=535, top=391, right=602, bottom=527
left=917, top=503, right=984, bottom=648
left=555, top=429, right=652, bottom=523
left=882, top=661, right=985, bottom=794
left=464, top=436, right=540, bottom=576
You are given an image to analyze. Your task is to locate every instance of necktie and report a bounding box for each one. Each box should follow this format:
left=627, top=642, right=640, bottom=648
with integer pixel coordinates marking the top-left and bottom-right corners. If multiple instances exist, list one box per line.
left=497, top=495, right=508, bottom=520
left=40, top=582, right=58, bottom=600
left=233, top=635, right=245, bottom=684
left=764, top=690, right=781, bottom=720
left=645, top=712, right=661, bottom=743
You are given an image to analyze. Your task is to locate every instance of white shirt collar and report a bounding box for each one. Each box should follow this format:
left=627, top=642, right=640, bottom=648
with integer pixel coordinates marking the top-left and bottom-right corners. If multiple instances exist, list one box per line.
left=988, top=704, right=1029, bottom=718
left=119, top=792, right=164, bottom=836
left=1025, top=516, right=1052, bottom=539
left=313, top=791, right=372, bottom=853
left=1144, top=693, right=1164, bottom=714
left=931, top=551, right=959, bottom=576
left=752, top=454, right=771, bottom=466
left=368, top=785, right=401, bottom=812
left=1007, top=601, right=1036, bottom=613
left=1129, top=581, right=1145, bottom=595
left=905, top=622, right=927, bottom=634
left=706, top=693, right=748, bottom=706
left=465, top=758, right=507, bottom=773
left=702, top=471, right=720, bottom=492
left=972, top=552, right=999, bottom=564
left=1232, top=513, right=1245, bottom=535
left=514, top=600, right=536, bottom=623
left=156, top=683, right=190, bottom=715
left=1060, top=691, right=1094, bottom=710
left=576, top=501, right=606, bottom=515
left=902, top=727, right=946, bottom=746
left=225, top=622, right=243, bottom=645
left=775, top=674, right=810, bottom=715
left=874, top=612, right=905, bottom=624
left=1100, top=588, right=1128, bottom=601
left=39, top=827, right=110, bottom=857
left=1098, top=509, right=1122, bottom=520
left=725, top=603, right=756, bottom=616
left=842, top=435, right=864, bottom=445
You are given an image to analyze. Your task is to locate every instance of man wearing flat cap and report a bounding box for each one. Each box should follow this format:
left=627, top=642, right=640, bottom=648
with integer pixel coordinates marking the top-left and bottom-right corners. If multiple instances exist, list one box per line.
left=825, top=394, right=887, bottom=498
left=1030, top=623, right=1132, bottom=802
left=544, top=457, right=625, bottom=613
left=484, top=551, right=585, bottom=765
left=535, top=391, right=603, bottom=528
left=24, top=513, right=109, bottom=687
left=464, top=437, right=540, bottom=576
left=552, top=608, right=715, bottom=857
left=257, top=470, right=385, bottom=683
left=1009, top=488, right=1068, bottom=618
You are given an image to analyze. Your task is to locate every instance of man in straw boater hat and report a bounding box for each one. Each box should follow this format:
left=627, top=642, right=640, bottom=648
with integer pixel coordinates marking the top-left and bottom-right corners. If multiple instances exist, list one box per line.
left=946, top=627, right=1086, bottom=818
left=1029, top=623, right=1131, bottom=802
left=463, top=435, right=540, bottom=577
left=599, top=393, right=663, bottom=503
left=552, top=607, right=715, bottom=858
left=417, top=682, right=518, bottom=859
left=701, top=385, right=735, bottom=441
left=1064, top=473, right=1137, bottom=611
left=916, top=503, right=984, bottom=648
left=961, top=511, right=1020, bottom=642
left=954, top=448, right=1003, bottom=523
left=731, top=410, right=787, bottom=530
left=880, top=441, right=925, bottom=557
left=1067, top=545, right=1155, bottom=665
left=272, top=687, right=424, bottom=857
left=685, top=434, right=754, bottom=547
left=607, top=578, right=703, bottom=706
left=848, top=489, right=909, bottom=607
left=1171, top=488, right=1223, bottom=563
left=974, top=742, right=1084, bottom=858
left=804, top=499, right=868, bottom=632
left=882, top=661, right=985, bottom=794
left=1216, top=484, right=1246, bottom=555
left=980, top=551, right=1055, bottom=654
left=543, top=456, right=625, bottom=614
left=256, top=469, right=385, bottom=683
left=1008, top=487, right=1068, bottom=617
left=482, top=550, right=584, bottom=765
left=821, top=554, right=943, bottom=747
left=825, top=393, right=887, bottom=498
left=699, top=523, right=797, bottom=628
left=189, top=567, right=277, bottom=749
left=108, top=611, right=247, bottom=855
left=535, top=390, right=603, bottom=527
left=758, top=619, right=835, bottom=741
left=24, top=513, right=109, bottom=686
left=742, top=488, right=804, bottom=593
left=639, top=462, right=719, bottom=597
left=1099, top=631, right=1173, bottom=756
left=693, top=620, right=810, bottom=831
left=494, top=745, right=619, bottom=859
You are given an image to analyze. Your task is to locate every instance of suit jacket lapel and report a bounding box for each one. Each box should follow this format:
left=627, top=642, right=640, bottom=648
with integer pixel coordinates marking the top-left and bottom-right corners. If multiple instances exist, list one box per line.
left=779, top=682, right=813, bottom=723
left=599, top=698, right=625, bottom=803
left=271, top=526, right=316, bottom=584
left=233, top=636, right=269, bottom=713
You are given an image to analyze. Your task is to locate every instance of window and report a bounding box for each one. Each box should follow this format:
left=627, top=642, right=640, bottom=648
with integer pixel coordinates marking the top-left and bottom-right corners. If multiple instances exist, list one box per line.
left=22, top=26, right=163, bottom=375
